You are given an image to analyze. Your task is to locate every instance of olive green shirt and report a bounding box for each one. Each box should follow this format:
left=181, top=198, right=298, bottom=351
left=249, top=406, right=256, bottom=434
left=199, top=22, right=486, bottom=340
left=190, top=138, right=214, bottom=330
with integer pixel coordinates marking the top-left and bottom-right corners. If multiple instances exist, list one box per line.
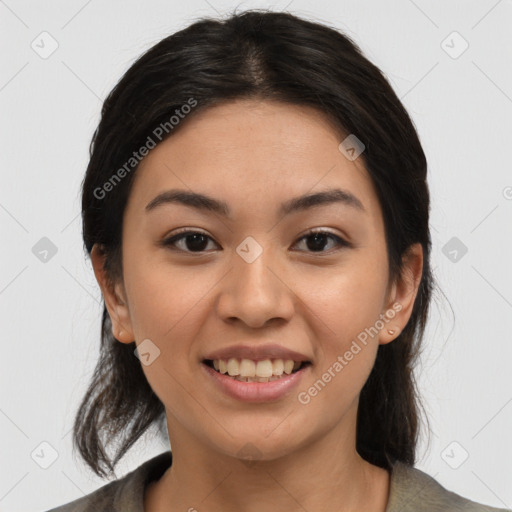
left=44, top=451, right=511, bottom=511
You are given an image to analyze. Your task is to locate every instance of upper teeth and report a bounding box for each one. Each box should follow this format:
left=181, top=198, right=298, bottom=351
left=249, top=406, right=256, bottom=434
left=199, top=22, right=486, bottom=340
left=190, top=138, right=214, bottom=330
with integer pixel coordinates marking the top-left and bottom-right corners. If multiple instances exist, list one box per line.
left=213, top=358, right=302, bottom=377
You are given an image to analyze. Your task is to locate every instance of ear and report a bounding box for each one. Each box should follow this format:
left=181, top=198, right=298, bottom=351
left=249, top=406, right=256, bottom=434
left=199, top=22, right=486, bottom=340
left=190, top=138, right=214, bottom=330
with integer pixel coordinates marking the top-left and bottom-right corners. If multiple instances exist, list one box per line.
left=90, top=244, right=135, bottom=344
left=379, top=242, right=424, bottom=345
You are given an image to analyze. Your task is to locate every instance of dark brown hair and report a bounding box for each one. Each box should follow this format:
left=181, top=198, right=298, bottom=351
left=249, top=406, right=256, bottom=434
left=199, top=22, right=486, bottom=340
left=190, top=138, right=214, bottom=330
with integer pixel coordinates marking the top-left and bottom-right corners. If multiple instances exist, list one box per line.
left=76, top=9, right=434, bottom=478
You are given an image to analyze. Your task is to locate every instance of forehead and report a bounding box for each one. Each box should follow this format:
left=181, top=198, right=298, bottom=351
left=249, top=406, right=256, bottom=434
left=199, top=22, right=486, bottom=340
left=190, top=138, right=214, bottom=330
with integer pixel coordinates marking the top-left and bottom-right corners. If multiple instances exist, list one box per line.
left=126, top=99, right=382, bottom=225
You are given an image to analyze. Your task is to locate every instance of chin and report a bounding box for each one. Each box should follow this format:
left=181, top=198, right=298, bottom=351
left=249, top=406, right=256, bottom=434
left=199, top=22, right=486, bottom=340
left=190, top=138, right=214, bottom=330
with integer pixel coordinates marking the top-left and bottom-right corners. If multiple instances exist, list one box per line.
left=204, top=428, right=306, bottom=464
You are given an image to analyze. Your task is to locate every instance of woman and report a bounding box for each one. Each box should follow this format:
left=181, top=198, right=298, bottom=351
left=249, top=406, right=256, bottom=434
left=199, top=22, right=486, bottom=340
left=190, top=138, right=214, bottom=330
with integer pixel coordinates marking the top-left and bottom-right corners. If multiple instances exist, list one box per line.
left=45, top=10, right=510, bottom=512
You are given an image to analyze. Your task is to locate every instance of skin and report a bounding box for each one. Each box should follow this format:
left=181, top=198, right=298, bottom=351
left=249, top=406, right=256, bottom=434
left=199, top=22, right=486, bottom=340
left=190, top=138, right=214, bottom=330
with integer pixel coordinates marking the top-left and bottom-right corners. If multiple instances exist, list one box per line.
left=91, top=98, right=423, bottom=512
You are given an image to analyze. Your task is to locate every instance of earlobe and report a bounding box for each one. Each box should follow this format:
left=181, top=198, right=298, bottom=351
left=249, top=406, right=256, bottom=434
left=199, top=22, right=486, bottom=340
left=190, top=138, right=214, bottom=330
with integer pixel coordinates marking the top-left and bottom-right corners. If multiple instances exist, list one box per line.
left=379, top=243, right=423, bottom=345
left=90, top=244, right=135, bottom=344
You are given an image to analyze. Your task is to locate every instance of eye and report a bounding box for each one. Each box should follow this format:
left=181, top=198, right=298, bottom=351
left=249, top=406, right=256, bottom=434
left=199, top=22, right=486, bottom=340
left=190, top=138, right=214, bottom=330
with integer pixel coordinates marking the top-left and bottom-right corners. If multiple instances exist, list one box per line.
left=161, top=228, right=350, bottom=254
left=293, top=229, right=350, bottom=253
left=161, top=229, right=218, bottom=253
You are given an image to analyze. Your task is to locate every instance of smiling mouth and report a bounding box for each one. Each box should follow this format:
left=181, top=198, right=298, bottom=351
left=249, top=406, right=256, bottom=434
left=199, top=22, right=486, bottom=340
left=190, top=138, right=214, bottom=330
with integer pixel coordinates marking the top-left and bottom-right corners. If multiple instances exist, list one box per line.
left=202, top=358, right=312, bottom=383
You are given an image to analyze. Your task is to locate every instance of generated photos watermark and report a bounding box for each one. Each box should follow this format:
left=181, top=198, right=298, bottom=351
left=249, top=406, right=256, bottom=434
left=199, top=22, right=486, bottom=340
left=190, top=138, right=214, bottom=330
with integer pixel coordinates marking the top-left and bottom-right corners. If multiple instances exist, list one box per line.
left=93, top=97, right=198, bottom=200
left=297, top=301, right=403, bottom=405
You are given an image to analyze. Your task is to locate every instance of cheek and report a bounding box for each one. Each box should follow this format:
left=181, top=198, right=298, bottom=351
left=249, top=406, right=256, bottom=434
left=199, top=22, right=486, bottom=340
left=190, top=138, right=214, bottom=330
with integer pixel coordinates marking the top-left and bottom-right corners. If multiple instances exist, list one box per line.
left=296, top=277, right=382, bottom=417
left=122, top=258, right=209, bottom=409
left=295, top=341, right=378, bottom=436
left=122, top=255, right=222, bottom=391
left=295, top=260, right=388, bottom=337
left=292, top=258, right=386, bottom=399
left=122, top=249, right=208, bottom=339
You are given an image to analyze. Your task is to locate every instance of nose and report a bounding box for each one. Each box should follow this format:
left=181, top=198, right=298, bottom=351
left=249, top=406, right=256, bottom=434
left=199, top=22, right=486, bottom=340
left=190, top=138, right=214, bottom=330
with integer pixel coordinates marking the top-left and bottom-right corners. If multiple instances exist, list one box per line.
left=215, top=246, right=295, bottom=329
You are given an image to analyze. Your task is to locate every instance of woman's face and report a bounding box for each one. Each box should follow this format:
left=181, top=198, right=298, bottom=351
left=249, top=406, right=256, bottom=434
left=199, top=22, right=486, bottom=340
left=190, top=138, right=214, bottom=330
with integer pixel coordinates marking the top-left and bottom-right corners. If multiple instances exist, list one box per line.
left=94, top=99, right=422, bottom=462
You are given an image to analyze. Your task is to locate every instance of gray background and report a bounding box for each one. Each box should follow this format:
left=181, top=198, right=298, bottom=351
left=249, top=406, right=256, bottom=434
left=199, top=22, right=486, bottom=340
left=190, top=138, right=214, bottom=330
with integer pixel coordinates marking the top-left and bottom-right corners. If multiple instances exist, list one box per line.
left=1, top=0, right=511, bottom=510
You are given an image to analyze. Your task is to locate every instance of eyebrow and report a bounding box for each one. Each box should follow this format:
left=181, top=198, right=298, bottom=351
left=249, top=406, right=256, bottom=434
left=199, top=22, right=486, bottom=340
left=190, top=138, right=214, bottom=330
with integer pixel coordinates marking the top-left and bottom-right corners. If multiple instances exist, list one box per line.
left=145, top=187, right=366, bottom=218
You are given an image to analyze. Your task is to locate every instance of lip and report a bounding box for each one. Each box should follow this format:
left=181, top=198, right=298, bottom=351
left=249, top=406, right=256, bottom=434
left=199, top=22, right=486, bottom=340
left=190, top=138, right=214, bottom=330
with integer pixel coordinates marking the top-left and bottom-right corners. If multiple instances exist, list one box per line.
left=202, top=343, right=311, bottom=363
left=201, top=361, right=311, bottom=403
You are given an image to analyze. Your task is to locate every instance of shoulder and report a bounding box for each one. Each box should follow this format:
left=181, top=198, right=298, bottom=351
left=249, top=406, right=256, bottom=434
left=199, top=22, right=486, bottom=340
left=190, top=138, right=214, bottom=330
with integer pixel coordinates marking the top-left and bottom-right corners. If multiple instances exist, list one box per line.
left=387, top=460, right=511, bottom=512
left=42, top=451, right=173, bottom=512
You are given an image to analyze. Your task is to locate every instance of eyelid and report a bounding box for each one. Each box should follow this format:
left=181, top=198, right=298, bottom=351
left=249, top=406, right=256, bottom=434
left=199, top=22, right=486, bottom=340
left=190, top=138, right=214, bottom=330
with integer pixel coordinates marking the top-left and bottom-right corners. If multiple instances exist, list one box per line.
left=299, top=227, right=349, bottom=243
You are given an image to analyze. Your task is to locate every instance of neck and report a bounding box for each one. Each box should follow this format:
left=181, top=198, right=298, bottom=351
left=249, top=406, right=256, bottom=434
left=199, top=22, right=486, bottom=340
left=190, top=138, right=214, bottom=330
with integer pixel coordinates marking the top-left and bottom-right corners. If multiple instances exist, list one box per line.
left=145, top=406, right=390, bottom=512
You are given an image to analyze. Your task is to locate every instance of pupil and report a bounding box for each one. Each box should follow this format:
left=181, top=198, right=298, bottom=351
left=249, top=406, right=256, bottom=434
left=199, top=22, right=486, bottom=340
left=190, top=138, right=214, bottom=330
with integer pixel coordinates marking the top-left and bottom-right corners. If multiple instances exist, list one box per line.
left=307, top=233, right=328, bottom=252
left=187, top=234, right=208, bottom=251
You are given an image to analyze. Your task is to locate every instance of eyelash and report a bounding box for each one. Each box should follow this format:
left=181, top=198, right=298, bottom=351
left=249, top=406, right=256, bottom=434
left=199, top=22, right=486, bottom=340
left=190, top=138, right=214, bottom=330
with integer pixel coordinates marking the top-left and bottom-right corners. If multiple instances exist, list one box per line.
left=161, top=228, right=350, bottom=255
